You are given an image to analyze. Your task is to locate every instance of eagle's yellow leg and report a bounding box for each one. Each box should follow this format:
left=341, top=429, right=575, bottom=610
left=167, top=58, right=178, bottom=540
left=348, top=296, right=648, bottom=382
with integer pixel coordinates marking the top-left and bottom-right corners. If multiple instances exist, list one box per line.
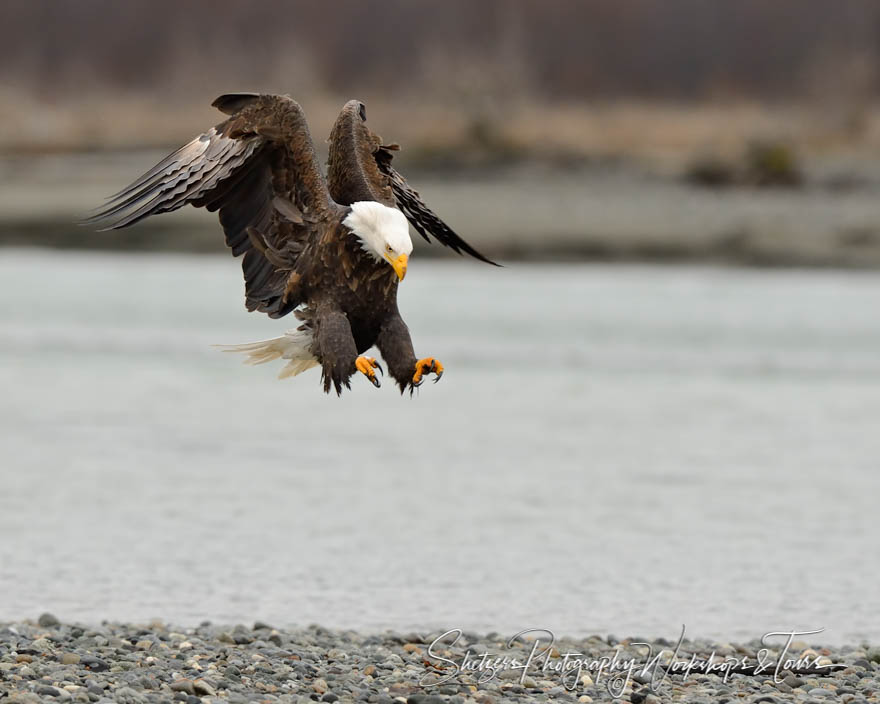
left=355, top=356, right=383, bottom=388
left=413, top=357, right=444, bottom=386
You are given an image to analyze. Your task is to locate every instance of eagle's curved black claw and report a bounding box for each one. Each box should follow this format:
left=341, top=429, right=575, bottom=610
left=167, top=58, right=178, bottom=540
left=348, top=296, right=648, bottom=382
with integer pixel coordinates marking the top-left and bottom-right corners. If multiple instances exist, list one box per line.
left=355, top=356, right=382, bottom=388
left=412, top=357, right=444, bottom=387
left=374, top=360, right=384, bottom=377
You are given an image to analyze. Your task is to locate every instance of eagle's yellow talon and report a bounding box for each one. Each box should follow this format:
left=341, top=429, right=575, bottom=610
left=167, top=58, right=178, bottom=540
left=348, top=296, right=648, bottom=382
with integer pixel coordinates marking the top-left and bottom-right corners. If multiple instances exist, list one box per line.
left=356, top=356, right=382, bottom=388
left=413, top=357, right=444, bottom=386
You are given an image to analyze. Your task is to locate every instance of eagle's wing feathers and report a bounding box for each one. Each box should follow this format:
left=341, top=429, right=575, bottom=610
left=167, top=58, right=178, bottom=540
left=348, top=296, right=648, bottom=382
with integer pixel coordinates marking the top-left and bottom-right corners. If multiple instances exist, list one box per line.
left=211, top=92, right=262, bottom=116
left=326, top=100, right=396, bottom=207
left=381, top=162, right=498, bottom=265
left=86, top=94, right=340, bottom=318
left=326, top=100, right=498, bottom=266
left=85, top=130, right=260, bottom=229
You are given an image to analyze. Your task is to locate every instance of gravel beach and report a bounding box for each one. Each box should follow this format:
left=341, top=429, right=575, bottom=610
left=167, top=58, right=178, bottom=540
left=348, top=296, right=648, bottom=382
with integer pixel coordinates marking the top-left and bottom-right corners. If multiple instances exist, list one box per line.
left=1, top=617, right=877, bottom=704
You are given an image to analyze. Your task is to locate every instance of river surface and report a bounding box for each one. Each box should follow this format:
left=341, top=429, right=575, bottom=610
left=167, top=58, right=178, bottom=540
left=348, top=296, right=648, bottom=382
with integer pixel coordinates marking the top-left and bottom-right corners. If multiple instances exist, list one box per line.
left=1, top=249, right=878, bottom=645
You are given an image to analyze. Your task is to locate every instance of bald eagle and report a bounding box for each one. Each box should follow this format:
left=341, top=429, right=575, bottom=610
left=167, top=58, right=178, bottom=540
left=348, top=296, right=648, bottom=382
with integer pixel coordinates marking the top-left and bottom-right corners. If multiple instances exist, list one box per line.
left=87, top=93, right=497, bottom=395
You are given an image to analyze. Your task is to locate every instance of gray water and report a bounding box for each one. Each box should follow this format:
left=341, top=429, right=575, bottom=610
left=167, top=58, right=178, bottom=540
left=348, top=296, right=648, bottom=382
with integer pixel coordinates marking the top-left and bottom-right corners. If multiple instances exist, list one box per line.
left=1, top=249, right=878, bottom=645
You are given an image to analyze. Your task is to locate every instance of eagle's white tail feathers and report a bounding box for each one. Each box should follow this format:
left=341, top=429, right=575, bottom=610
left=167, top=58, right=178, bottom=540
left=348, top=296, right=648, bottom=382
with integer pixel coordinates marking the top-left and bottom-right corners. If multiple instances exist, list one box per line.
left=214, top=328, right=319, bottom=379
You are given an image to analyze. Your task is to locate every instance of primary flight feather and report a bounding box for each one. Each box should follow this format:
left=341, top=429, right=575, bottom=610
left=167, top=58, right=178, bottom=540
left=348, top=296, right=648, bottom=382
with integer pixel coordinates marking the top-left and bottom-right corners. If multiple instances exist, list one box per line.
left=86, top=93, right=497, bottom=394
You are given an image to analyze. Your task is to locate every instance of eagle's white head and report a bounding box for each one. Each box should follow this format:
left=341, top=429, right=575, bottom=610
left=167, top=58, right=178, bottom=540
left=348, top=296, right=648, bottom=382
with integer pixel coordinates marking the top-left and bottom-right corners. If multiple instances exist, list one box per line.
left=343, top=201, right=413, bottom=281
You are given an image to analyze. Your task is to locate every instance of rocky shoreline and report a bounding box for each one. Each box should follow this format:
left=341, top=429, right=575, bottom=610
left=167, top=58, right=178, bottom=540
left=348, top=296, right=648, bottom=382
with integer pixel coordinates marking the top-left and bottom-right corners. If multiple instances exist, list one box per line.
left=1, top=617, right=877, bottom=704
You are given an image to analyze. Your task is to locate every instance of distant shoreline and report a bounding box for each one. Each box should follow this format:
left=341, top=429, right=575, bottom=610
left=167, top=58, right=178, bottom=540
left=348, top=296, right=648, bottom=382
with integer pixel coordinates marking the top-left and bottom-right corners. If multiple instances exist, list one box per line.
left=4, top=228, right=880, bottom=270
left=4, top=151, right=880, bottom=269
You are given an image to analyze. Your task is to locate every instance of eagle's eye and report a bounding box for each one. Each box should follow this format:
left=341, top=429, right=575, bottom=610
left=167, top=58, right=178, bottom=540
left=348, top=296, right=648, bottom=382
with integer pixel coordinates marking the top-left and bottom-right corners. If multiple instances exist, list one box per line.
left=385, top=244, right=393, bottom=253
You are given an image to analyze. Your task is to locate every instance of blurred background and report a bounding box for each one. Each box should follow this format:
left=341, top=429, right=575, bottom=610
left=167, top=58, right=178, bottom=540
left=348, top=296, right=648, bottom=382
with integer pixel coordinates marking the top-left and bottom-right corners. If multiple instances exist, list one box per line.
left=4, top=0, right=880, bottom=263
left=2, top=1, right=879, bottom=644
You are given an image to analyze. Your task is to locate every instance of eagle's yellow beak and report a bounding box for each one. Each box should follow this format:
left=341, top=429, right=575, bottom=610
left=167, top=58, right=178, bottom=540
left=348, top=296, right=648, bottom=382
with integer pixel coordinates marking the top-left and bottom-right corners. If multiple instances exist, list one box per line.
left=387, top=253, right=408, bottom=281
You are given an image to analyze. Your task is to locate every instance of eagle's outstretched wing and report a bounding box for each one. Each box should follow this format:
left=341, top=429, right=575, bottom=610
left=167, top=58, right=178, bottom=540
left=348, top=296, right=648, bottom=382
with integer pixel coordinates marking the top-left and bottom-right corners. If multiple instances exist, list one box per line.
left=326, top=100, right=498, bottom=266
left=85, top=93, right=340, bottom=318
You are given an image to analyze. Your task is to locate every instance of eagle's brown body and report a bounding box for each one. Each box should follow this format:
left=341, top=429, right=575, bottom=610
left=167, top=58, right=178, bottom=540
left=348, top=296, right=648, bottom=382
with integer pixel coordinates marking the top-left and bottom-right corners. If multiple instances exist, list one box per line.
left=88, top=93, right=495, bottom=394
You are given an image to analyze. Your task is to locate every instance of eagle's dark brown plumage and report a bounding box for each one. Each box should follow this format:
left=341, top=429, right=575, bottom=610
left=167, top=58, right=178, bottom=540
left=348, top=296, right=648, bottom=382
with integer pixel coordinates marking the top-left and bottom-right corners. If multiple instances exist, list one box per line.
left=86, top=93, right=496, bottom=394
